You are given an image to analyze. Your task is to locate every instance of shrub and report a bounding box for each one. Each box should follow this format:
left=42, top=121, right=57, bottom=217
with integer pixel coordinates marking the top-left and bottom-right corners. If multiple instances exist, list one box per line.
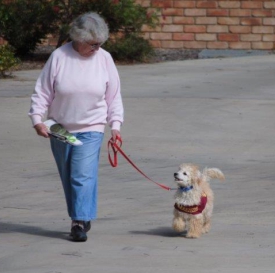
left=0, top=44, right=20, bottom=78
left=103, top=33, right=155, bottom=62
left=0, top=0, right=158, bottom=62
left=0, top=0, right=58, bottom=56
left=51, top=0, right=158, bottom=62
left=52, top=0, right=158, bottom=45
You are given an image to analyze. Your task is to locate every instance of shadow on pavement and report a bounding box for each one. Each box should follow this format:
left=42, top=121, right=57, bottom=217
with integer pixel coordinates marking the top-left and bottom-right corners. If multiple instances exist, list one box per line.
left=129, top=226, right=182, bottom=237
left=0, top=221, right=69, bottom=241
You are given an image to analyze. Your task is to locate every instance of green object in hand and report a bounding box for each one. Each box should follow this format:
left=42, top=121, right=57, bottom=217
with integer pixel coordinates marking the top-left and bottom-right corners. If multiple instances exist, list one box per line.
left=50, top=124, right=77, bottom=143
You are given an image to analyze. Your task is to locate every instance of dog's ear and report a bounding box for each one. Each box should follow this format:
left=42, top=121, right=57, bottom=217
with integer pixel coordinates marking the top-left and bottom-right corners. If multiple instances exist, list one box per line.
left=203, top=168, right=225, bottom=182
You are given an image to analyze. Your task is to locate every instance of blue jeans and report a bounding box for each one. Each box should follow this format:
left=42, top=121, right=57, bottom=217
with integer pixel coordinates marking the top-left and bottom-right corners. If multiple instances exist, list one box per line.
left=50, top=131, right=104, bottom=221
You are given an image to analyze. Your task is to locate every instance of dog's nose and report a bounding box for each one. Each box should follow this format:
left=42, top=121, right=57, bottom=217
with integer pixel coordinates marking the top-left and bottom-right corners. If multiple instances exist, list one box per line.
left=174, top=173, right=178, bottom=178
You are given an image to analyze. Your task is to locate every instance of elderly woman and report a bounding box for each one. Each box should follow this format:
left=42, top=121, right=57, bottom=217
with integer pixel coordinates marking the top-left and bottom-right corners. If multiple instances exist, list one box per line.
left=28, top=12, right=124, bottom=242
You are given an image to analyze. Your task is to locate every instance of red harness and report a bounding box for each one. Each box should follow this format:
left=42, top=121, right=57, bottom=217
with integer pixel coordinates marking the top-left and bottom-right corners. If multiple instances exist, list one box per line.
left=174, top=193, right=207, bottom=215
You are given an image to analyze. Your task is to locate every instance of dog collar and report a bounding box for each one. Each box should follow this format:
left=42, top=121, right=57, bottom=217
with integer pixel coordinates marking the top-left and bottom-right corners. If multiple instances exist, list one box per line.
left=174, top=193, right=207, bottom=215
left=178, top=185, right=193, bottom=192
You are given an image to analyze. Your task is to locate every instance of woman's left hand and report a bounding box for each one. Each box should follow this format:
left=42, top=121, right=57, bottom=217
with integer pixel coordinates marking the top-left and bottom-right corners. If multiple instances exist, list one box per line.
left=111, top=129, right=121, bottom=144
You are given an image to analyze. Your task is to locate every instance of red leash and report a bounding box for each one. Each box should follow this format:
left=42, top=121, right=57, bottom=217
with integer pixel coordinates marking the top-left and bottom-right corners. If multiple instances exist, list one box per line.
left=108, top=136, right=173, bottom=191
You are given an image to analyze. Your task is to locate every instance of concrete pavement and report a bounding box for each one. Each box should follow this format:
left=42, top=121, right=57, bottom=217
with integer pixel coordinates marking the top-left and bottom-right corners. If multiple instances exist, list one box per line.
left=0, top=55, right=275, bottom=273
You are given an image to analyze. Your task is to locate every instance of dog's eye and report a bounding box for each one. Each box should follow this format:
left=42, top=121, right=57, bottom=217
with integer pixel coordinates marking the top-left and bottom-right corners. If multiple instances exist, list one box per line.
left=183, top=172, right=187, bottom=176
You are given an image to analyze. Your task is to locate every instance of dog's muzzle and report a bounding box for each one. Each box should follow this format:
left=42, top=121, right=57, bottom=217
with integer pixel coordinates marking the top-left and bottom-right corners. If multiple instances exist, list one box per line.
left=174, top=173, right=182, bottom=181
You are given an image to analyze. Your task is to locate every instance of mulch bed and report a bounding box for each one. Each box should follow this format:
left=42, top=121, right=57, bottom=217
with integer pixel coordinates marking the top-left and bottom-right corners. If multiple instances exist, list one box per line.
left=13, top=47, right=200, bottom=71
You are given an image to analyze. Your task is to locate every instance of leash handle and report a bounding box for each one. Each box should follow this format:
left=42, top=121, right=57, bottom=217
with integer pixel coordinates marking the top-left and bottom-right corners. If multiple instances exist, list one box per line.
left=108, top=136, right=122, bottom=167
left=108, top=136, right=172, bottom=191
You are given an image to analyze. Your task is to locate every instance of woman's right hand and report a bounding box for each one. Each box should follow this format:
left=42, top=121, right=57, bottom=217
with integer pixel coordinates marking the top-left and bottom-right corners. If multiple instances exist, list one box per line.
left=34, top=123, right=49, bottom=138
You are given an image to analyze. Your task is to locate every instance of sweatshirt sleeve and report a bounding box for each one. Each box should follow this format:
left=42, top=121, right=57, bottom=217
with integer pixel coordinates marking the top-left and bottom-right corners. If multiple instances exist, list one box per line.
left=105, top=53, right=124, bottom=131
left=28, top=53, right=57, bottom=126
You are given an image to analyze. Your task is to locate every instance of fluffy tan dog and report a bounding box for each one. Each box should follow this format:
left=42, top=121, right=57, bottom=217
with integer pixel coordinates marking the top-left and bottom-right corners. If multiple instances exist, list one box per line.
left=172, top=163, right=225, bottom=238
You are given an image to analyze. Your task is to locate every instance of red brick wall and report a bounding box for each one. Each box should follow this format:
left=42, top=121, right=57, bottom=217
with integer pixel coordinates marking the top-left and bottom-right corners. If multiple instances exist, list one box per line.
left=137, top=0, right=275, bottom=50
left=1, top=0, right=275, bottom=50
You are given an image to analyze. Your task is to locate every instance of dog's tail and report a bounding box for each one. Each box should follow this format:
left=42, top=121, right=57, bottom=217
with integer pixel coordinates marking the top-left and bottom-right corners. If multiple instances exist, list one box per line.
left=202, top=168, right=225, bottom=182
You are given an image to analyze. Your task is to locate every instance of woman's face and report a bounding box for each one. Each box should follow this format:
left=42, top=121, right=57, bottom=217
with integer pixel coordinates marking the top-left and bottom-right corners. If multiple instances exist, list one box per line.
left=74, top=41, right=101, bottom=57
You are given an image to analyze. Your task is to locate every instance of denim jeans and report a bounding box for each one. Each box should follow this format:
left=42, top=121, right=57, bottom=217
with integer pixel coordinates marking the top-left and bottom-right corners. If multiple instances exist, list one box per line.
left=50, top=131, right=104, bottom=221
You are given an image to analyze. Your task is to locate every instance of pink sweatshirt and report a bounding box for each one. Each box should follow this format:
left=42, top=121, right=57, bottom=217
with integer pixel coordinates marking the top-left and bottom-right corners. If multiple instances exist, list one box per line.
left=29, top=42, right=124, bottom=133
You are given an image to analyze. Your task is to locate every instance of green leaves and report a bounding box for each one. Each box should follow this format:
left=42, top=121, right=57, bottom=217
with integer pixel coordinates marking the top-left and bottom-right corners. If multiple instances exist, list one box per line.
left=0, top=45, right=20, bottom=78
left=0, top=0, right=58, bottom=56
left=52, top=0, right=158, bottom=61
left=0, top=0, right=158, bottom=61
left=103, top=33, right=155, bottom=62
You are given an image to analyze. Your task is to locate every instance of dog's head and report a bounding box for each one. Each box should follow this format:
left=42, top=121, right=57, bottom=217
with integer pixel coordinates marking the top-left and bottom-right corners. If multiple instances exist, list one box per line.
left=174, top=164, right=201, bottom=188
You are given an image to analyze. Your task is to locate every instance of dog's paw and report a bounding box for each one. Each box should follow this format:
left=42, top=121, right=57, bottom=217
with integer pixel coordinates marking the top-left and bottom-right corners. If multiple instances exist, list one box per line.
left=186, top=233, right=200, bottom=239
left=172, top=218, right=185, bottom=232
left=202, top=227, right=210, bottom=234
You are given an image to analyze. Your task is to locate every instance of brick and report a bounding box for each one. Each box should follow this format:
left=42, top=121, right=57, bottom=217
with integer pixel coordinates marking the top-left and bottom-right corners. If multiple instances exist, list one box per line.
left=264, top=2, right=275, bottom=9
left=185, top=25, right=207, bottom=33
left=136, top=0, right=151, bottom=7
left=196, top=17, right=217, bottom=25
left=142, top=1, right=151, bottom=8
left=218, top=17, right=240, bottom=25
left=241, top=18, right=262, bottom=26
left=196, top=33, right=217, bottom=41
left=240, top=34, right=262, bottom=42
left=161, top=41, right=184, bottom=48
left=183, top=41, right=206, bottom=49
left=218, top=1, right=240, bottom=9
left=151, top=0, right=173, bottom=8
left=252, top=42, right=274, bottom=50
left=147, top=7, right=161, bottom=16
left=229, top=26, right=251, bottom=34
left=185, top=9, right=206, bottom=17
left=159, top=16, right=173, bottom=25
left=142, top=32, right=150, bottom=40
left=150, top=32, right=172, bottom=40
left=207, top=25, right=228, bottom=33
left=150, top=40, right=162, bottom=48
left=252, top=10, right=272, bottom=17
left=48, top=37, right=58, bottom=46
left=173, top=16, right=194, bottom=25
left=252, top=26, right=274, bottom=34
left=241, top=1, right=263, bottom=9
left=229, top=42, right=251, bottom=49
left=263, top=18, right=275, bottom=26
left=142, top=25, right=162, bottom=32
left=263, top=35, right=275, bottom=42
left=173, top=33, right=195, bottom=41
left=174, top=1, right=196, bottom=8
left=0, top=39, right=7, bottom=45
left=207, top=41, right=228, bottom=49
left=162, top=8, right=184, bottom=16
left=218, top=33, right=239, bottom=42
left=162, top=25, right=184, bottom=32
left=230, top=9, right=251, bottom=17
left=196, top=1, right=217, bottom=9
left=207, top=9, right=229, bottom=17
left=0, top=37, right=7, bottom=44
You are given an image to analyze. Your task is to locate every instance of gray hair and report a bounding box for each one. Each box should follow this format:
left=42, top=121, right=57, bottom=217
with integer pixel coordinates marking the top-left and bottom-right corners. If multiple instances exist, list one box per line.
left=69, top=12, right=109, bottom=43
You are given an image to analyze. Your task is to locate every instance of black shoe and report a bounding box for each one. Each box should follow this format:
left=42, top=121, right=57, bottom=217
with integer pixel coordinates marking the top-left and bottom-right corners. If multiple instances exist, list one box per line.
left=70, top=225, right=87, bottom=242
left=83, top=221, right=91, bottom=232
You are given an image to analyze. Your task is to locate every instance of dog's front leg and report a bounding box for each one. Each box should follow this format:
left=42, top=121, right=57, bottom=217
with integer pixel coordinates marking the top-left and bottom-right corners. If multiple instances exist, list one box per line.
left=186, top=216, right=203, bottom=238
left=172, top=209, right=185, bottom=232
